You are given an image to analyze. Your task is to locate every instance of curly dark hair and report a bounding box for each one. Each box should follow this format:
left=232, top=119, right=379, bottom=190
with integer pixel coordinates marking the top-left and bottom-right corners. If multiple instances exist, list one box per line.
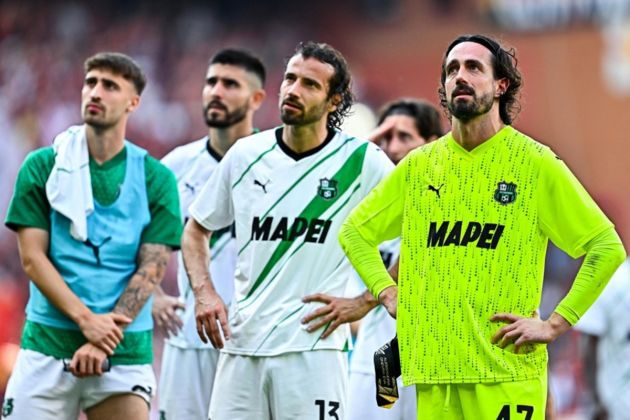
left=293, top=41, right=354, bottom=130
left=84, top=52, right=147, bottom=95
left=438, top=34, right=522, bottom=125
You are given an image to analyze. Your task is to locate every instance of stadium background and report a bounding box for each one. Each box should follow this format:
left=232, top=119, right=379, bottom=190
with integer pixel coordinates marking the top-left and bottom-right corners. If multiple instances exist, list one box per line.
left=0, top=0, right=628, bottom=418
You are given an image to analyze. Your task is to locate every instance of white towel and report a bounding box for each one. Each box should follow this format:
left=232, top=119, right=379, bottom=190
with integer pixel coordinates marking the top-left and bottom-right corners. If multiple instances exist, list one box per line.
left=45, top=125, right=94, bottom=241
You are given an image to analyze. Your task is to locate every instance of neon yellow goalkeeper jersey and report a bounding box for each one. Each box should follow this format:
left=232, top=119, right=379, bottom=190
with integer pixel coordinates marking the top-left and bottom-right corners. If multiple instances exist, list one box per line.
left=345, top=126, right=613, bottom=384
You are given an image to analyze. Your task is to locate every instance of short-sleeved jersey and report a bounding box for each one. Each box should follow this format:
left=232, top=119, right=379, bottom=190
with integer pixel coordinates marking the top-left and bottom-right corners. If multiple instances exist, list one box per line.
left=189, top=127, right=393, bottom=356
left=161, top=137, right=236, bottom=349
left=5, top=145, right=182, bottom=248
left=346, top=126, right=613, bottom=384
left=575, top=259, right=630, bottom=415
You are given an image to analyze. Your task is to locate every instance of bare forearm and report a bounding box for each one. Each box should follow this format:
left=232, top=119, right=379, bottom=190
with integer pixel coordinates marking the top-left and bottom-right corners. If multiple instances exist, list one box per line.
left=114, top=243, right=171, bottom=320
left=17, top=228, right=92, bottom=324
left=182, top=219, right=216, bottom=294
left=546, top=312, right=572, bottom=339
left=23, top=253, right=92, bottom=323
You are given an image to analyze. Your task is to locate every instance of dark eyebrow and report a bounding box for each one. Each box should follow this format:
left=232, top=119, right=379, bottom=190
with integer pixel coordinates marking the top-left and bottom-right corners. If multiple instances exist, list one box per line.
left=222, top=77, right=240, bottom=85
left=303, top=76, right=322, bottom=89
left=445, top=60, right=459, bottom=71
left=464, top=58, right=484, bottom=68
left=445, top=58, right=484, bottom=70
left=101, top=77, right=121, bottom=90
left=84, top=75, right=120, bottom=89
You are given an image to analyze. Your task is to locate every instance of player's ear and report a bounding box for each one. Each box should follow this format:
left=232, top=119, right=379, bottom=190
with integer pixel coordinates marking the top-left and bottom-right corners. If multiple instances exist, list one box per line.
left=328, top=93, right=341, bottom=112
left=495, top=78, right=509, bottom=98
left=250, top=89, right=266, bottom=111
left=126, top=95, right=140, bottom=113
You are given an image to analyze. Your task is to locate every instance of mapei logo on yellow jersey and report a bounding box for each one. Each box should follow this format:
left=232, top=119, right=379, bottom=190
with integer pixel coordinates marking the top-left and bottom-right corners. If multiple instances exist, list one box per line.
left=427, top=221, right=505, bottom=249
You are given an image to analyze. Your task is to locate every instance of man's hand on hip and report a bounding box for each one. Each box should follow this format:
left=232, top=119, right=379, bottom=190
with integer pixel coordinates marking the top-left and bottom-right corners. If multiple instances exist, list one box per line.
left=301, top=290, right=378, bottom=339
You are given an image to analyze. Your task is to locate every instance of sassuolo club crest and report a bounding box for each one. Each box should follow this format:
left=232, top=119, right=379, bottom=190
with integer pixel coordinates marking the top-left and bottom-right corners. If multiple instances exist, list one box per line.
left=318, top=178, right=338, bottom=200
left=494, top=181, right=517, bottom=205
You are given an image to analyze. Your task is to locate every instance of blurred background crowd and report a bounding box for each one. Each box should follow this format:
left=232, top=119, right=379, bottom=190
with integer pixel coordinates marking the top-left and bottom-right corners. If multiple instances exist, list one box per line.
left=1, top=0, right=629, bottom=418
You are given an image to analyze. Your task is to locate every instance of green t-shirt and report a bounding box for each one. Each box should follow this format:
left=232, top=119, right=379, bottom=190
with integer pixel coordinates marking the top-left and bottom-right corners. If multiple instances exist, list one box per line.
left=5, top=144, right=183, bottom=363
left=342, top=126, right=613, bottom=384
left=5, top=145, right=182, bottom=247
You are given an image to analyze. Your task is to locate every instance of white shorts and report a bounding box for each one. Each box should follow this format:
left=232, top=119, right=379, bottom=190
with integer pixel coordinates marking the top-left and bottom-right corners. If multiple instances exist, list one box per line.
left=2, top=349, right=155, bottom=420
left=209, top=350, right=348, bottom=420
left=347, top=371, right=416, bottom=420
left=157, top=342, right=220, bottom=420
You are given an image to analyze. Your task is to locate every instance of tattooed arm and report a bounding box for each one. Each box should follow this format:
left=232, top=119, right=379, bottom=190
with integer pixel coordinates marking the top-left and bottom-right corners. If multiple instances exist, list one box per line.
left=113, top=243, right=172, bottom=320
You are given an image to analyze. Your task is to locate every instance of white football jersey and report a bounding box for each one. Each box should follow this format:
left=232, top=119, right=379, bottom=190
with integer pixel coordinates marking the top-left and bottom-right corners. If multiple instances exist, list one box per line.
left=575, top=259, right=630, bottom=417
left=349, top=238, right=400, bottom=374
left=189, top=127, right=394, bottom=356
left=161, top=137, right=237, bottom=349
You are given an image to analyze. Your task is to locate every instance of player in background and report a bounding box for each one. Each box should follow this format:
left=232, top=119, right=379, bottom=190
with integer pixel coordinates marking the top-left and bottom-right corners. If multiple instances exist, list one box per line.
left=346, top=98, right=443, bottom=420
left=575, top=258, right=630, bottom=420
left=2, top=52, right=181, bottom=419
left=152, top=48, right=266, bottom=420
left=182, top=41, right=393, bottom=420
left=339, top=34, right=626, bottom=419
left=369, top=99, right=443, bottom=164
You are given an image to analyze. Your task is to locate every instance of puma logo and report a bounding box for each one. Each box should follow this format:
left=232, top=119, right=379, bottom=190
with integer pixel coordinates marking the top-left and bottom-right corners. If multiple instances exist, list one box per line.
left=428, top=184, right=443, bottom=199
left=132, top=385, right=153, bottom=398
left=254, top=179, right=270, bottom=193
left=84, top=237, right=112, bottom=265
left=184, top=182, right=196, bottom=194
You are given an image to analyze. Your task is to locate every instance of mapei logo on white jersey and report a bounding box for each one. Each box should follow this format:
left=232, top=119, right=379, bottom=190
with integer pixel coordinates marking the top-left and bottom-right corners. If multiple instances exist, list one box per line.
left=251, top=216, right=332, bottom=243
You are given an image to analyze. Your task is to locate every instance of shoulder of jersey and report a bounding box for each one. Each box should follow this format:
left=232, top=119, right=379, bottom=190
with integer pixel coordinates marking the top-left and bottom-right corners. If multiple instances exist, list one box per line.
left=335, top=131, right=378, bottom=152
left=162, top=137, right=208, bottom=164
left=406, top=135, right=446, bottom=160
left=501, top=127, right=556, bottom=163
left=229, top=127, right=277, bottom=156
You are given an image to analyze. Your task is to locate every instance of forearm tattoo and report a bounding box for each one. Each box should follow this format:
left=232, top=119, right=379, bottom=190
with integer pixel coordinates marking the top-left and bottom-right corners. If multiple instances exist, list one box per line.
left=114, top=243, right=171, bottom=319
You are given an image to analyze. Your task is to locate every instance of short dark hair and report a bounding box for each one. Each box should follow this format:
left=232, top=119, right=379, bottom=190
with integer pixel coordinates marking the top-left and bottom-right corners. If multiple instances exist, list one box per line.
left=377, top=99, right=444, bottom=140
left=84, top=52, right=147, bottom=95
left=293, top=41, right=354, bottom=130
left=210, top=48, right=266, bottom=87
left=438, top=34, right=523, bottom=125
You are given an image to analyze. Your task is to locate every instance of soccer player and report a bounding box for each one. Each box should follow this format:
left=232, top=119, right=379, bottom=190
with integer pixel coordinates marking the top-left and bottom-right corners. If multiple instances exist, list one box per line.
left=153, top=48, right=266, bottom=420
left=339, top=34, right=626, bottom=419
left=369, top=99, right=443, bottom=164
left=181, top=41, right=393, bottom=420
left=575, top=258, right=630, bottom=420
left=2, top=53, right=181, bottom=419
left=347, top=98, right=443, bottom=420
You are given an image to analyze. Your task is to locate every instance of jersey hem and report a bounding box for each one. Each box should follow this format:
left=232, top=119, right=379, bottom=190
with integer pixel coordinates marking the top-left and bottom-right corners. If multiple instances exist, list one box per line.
left=165, top=337, right=217, bottom=350
left=189, top=206, right=231, bottom=232
left=402, top=371, right=545, bottom=386
left=221, top=344, right=347, bottom=357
